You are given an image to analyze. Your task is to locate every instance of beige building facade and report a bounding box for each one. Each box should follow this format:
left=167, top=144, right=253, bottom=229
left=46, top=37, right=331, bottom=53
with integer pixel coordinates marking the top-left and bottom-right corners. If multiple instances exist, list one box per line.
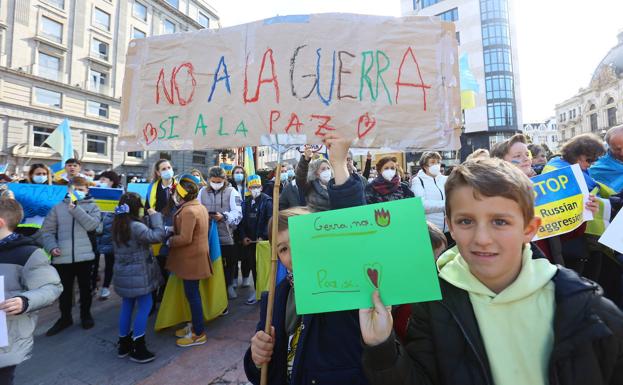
left=556, top=31, right=623, bottom=144
left=0, top=0, right=218, bottom=182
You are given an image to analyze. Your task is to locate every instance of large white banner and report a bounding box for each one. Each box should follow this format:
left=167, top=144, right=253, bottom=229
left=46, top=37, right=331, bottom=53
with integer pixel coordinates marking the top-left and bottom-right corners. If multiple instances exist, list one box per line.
left=118, top=13, right=461, bottom=151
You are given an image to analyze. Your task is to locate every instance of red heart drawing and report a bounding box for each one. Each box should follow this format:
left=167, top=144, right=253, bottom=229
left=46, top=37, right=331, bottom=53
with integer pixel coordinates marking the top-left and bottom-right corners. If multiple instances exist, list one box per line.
left=357, top=113, right=376, bottom=139
left=367, top=268, right=379, bottom=288
left=143, top=123, right=157, bottom=145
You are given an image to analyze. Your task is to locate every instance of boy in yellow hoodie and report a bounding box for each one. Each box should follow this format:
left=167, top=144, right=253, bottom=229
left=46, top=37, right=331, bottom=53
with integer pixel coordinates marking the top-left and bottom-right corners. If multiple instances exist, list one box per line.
left=359, top=157, right=623, bottom=385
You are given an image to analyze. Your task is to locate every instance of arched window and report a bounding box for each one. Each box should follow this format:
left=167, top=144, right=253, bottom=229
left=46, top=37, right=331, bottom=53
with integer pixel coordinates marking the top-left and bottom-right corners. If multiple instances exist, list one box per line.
left=608, top=106, right=617, bottom=127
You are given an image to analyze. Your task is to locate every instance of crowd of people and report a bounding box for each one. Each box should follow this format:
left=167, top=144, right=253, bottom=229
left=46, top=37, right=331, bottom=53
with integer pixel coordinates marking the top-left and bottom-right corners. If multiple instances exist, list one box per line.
left=0, top=126, right=622, bottom=385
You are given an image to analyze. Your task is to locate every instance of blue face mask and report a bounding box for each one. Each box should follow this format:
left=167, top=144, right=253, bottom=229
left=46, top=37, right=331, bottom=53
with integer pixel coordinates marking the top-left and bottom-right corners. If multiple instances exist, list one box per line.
left=160, top=169, right=174, bottom=180
left=234, top=173, right=244, bottom=183
left=73, top=190, right=86, bottom=201
left=33, top=175, right=48, bottom=184
left=287, top=169, right=295, bottom=178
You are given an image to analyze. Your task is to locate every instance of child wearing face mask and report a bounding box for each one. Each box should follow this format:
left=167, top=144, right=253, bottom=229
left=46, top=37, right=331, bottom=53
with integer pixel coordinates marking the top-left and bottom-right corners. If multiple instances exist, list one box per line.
left=40, top=176, right=102, bottom=336
left=239, top=175, right=273, bottom=305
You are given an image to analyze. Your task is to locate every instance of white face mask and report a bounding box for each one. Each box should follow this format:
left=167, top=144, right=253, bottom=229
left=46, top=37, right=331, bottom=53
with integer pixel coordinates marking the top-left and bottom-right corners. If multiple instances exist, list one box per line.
left=210, top=182, right=224, bottom=191
left=251, top=188, right=261, bottom=198
left=428, top=164, right=441, bottom=177
left=319, top=169, right=332, bottom=183
left=382, top=169, right=396, bottom=181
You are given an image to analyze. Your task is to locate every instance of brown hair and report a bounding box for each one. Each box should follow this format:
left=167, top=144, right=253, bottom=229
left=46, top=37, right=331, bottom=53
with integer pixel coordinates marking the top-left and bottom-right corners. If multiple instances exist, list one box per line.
left=152, top=159, right=171, bottom=181
left=267, top=207, right=312, bottom=242
left=70, top=176, right=89, bottom=187
left=0, top=199, right=24, bottom=231
left=112, top=192, right=143, bottom=246
left=445, top=158, right=534, bottom=225
left=28, top=163, right=52, bottom=185
left=465, top=148, right=490, bottom=161
left=418, top=152, right=442, bottom=169
left=375, top=156, right=398, bottom=173
left=427, top=221, right=447, bottom=251
left=560, top=133, right=605, bottom=164
left=179, top=179, right=199, bottom=201
left=490, top=134, right=528, bottom=159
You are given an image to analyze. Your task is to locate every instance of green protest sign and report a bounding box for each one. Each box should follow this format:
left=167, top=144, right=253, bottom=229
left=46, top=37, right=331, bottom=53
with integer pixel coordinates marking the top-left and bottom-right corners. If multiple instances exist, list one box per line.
left=289, top=198, right=442, bottom=314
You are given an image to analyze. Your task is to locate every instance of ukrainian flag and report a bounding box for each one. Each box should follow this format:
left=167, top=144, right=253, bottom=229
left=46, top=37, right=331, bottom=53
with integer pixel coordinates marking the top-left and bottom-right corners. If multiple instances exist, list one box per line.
left=155, top=219, right=228, bottom=331
left=460, top=54, right=479, bottom=110
left=243, top=146, right=256, bottom=177
left=43, top=119, right=74, bottom=180
left=255, top=240, right=288, bottom=300
left=88, top=187, right=123, bottom=212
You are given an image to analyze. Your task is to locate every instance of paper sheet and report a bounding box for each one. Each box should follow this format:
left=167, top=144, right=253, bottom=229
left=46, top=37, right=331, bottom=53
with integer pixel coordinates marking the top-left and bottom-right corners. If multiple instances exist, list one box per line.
left=0, top=276, right=8, bottom=348
left=598, top=210, right=623, bottom=254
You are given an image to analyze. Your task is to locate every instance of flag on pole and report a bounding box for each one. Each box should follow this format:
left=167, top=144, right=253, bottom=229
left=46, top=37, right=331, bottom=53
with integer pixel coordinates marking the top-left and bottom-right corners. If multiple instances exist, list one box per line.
left=459, top=54, right=479, bottom=110
left=243, top=146, right=255, bottom=177
left=44, top=119, right=74, bottom=177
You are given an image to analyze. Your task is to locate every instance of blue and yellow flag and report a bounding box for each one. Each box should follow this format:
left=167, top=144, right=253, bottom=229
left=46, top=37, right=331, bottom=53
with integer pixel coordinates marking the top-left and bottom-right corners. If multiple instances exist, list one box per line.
left=44, top=119, right=74, bottom=179
left=460, top=54, right=479, bottom=110
left=255, top=240, right=288, bottom=300
left=155, top=219, right=228, bottom=331
left=243, top=146, right=256, bottom=177
left=88, top=187, right=123, bottom=212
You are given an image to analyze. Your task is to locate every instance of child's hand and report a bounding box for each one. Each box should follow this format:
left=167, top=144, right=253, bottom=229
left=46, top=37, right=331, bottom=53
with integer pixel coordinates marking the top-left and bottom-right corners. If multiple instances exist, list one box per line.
left=146, top=208, right=156, bottom=216
left=0, top=297, right=25, bottom=315
left=359, top=290, right=393, bottom=347
left=323, top=133, right=352, bottom=186
left=51, top=248, right=61, bottom=257
left=243, top=237, right=252, bottom=246
left=68, top=202, right=76, bottom=209
left=251, top=326, right=275, bottom=367
left=586, top=195, right=599, bottom=214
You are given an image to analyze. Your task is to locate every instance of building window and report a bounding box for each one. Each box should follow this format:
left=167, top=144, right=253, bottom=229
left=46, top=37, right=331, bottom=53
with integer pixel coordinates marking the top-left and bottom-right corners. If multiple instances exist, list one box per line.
left=193, top=151, right=207, bottom=164
left=607, top=97, right=615, bottom=105
left=482, top=22, right=510, bottom=46
left=87, top=100, right=109, bottom=118
left=93, top=7, right=111, bottom=30
left=159, top=151, right=171, bottom=160
left=480, top=0, right=508, bottom=21
left=436, top=8, right=458, bottom=22
left=34, top=87, right=62, bottom=108
left=590, top=113, right=598, bottom=132
left=421, top=0, right=442, bottom=8
left=608, top=107, right=617, bottom=127
left=38, top=52, right=61, bottom=81
left=487, top=102, right=515, bottom=128
left=133, top=28, right=146, bottom=39
left=165, top=0, right=179, bottom=8
left=127, top=151, right=144, bottom=158
left=44, top=0, right=65, bottom=10
left=87, top=134, right=107, bottom=155
left=485, top=75, right=514, bottom=100
left=456, top=31, right=461, bottom=45
left=198, top=12, right=210, bottom=28
left=133, top=1, right=147, bottom=21
left=90, top=38, right=109, bottom=61
left=488, top=132, right=513, bottom=148
left=33, top=126, right=54, bottom=147
left=483, top=48, right=512, bottom=73
left=41, top=16, right=63, bottom=43
left=163, top=19, right=175, bottom=34
left=88, top=69, right=108, bottom=93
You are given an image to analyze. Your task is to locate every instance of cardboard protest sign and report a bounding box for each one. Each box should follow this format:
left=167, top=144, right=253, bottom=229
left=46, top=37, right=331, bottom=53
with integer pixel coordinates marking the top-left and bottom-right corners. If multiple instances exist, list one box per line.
left=288, top=198, right=441, bottom=314
left=88, top=187, right=124, bottom=213
left=598, top=210, right=623, bottom=254
left=8, top=183, right=67, bottom=218
left=531, top=164, right=593, bottom=241
left=118, top=14, right=461, bottom=152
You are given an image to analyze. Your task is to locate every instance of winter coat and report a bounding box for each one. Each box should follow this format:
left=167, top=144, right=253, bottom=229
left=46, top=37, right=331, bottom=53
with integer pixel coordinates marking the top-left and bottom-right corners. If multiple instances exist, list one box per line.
left=240, top=193, right=273, bottom=241
left=0, top=235, right=62, bottom=367
left=97, top=212, right=114, bottom=254
left=362, top=267, right=623, bottom=385
left=364, top=176, right=414, bottom=204
left=112, top=213, right=166, bottom=298
left=244, top=175, right=368, bottom=385
left=199, top=185, right=242, bottom=246
left=279, top=180, right=303, bottom=210
left=411, top=170, right=448, bottom=232
left=295, top=157, right=331, bottom=212
left=40, top=196, right=102, bottom=265
left=167, top=200, right=213, bottom=280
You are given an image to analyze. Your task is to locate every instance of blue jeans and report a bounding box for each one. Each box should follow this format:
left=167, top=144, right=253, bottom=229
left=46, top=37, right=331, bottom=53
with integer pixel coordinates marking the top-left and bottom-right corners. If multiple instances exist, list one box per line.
left=119, top=293, right=152, bottom=339
left=183, top=280, right=205, bottom=335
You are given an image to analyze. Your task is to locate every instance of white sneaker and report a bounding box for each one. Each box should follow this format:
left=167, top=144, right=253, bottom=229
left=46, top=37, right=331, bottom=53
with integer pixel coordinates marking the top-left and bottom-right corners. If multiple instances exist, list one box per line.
left=227, top=285, right=238, bottom=299
left=246, top=290, right=257, bottom=305
left=241, top=276, right=251, bottom=288
left=100, top=287, right=111, bottom=299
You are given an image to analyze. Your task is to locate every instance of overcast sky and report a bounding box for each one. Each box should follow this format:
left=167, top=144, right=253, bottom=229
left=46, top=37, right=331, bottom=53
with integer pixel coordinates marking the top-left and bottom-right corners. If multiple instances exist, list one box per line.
left=209, top=0, right=623, bottom=122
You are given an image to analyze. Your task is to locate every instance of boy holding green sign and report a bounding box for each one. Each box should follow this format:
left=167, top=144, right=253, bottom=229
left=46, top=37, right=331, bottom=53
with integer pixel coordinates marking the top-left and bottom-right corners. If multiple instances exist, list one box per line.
left=360, top=158, right=623, bottom=385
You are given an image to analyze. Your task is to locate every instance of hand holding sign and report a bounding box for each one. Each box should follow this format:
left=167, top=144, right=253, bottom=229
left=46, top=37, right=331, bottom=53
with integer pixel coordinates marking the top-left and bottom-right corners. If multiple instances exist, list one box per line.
left=359, top=291, right=393, bottom=347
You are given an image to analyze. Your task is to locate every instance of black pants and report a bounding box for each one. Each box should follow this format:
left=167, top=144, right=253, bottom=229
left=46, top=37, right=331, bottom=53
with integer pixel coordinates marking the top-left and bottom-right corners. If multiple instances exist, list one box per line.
left=55, top=261, right=93, bottom=320
left=222, top=244, right=237, bottom=287
left=102, top=252, right=114, bottom=288
left=0, top=365, right=16, bottom=385
left=242, top=243, right=257, bottom=287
